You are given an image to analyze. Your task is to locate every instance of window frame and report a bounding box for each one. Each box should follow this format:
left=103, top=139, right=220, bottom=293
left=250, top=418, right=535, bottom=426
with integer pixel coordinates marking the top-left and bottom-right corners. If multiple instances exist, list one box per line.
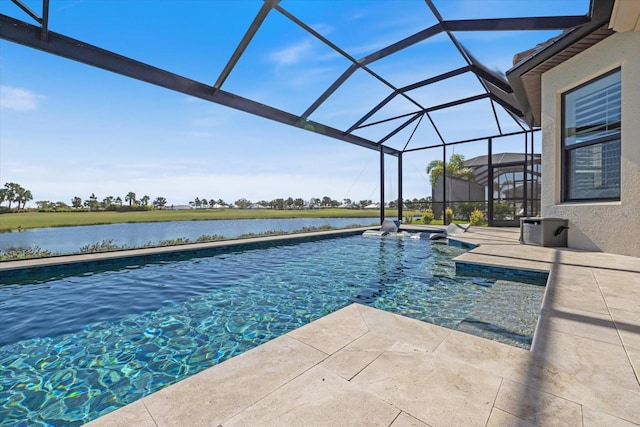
left=561, top=68, right=621, bottom=202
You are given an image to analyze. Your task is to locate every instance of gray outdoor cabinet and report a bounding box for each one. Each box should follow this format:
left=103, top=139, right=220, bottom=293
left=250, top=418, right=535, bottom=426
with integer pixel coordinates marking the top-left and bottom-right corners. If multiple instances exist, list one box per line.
left=520, top=217, right=569, bottom=247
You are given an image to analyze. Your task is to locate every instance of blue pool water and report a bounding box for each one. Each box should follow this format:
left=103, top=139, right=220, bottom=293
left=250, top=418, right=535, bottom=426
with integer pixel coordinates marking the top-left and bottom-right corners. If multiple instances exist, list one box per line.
left=0, top=235, right=544, bottom=426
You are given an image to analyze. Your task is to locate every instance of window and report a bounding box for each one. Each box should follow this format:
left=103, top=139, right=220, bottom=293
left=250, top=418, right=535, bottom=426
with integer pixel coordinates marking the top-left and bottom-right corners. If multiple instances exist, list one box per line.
left=562, top=69, right=621, bottom=201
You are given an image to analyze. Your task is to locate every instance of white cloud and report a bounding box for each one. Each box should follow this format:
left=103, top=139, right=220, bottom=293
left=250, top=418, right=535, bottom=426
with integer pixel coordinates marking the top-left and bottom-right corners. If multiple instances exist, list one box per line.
left=268, top=40, right=313, bottom=66
left=310, top=23, right=334, bottom=36
left=0, top=86, right=44, bottom=111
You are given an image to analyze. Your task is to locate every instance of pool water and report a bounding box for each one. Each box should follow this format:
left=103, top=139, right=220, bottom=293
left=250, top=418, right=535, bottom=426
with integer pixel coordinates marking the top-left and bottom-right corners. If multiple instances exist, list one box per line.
left=0, top=235, right=544, bottom=426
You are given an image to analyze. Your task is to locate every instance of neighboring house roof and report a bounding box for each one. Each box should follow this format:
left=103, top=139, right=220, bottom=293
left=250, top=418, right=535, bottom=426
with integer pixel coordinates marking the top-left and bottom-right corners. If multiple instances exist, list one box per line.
left=464, top=153, right=541, bottom=168
left=506, top=0, right=617, bottom=127
left=463, top=153, right=542, bottom=186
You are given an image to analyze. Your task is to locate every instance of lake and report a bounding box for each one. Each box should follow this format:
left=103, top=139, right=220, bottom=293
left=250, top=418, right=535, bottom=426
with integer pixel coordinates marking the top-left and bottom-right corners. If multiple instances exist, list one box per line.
left=0, top=217, right=381, bottom=255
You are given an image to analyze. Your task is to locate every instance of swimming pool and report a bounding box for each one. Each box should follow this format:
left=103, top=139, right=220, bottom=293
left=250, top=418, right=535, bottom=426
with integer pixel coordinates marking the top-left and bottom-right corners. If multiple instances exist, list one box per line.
left=0, top=234, right=544, bottom=426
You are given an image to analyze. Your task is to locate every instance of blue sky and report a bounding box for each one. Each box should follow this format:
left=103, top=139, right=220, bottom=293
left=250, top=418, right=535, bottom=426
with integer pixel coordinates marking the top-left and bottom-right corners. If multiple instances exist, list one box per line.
left=0, top=0, right=589, bottom=206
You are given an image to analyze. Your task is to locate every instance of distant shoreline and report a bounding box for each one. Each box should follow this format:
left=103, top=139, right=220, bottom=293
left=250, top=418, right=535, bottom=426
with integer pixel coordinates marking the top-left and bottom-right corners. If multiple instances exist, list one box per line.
left=0, top=209, right=416, bottom=232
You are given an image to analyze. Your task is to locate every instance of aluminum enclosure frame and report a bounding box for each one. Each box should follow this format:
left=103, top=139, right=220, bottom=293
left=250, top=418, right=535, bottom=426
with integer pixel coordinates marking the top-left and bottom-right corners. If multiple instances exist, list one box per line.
left=1, top=0, right=597, bottom=222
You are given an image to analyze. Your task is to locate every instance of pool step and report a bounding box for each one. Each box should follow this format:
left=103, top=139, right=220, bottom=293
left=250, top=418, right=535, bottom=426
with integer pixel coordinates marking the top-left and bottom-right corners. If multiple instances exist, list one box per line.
left=455, top=280, right=545, bottom=349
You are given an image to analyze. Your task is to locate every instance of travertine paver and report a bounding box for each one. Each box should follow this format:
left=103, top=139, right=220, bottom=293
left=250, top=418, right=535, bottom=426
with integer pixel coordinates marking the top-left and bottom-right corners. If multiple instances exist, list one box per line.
left=77, top=226, right=640, bottom=426
left=532, top=327, right=639, bottom=392
left=486, top=407, right=538, bottom=427
left=432, top=328, right=639, bottom=424
left=536, top=306, right=622, bottom=345
left=389, top=412, right=430, bottom=427
left=139, top=335, right=326, bottom=427
left=223, top=365, right=399, bottom=426
left=627, top=347, right=640, bottom=382
left=609, top=307, right=640, bottom=350
left=582, top=407, right=640, bottom=427
left=351, top=346, right=502, bottom=427
left=355, top=304, right=451, bottom=352
left=319, top=331, right=395, bottom=380
left=287, top=303, right=369, bottom=354
left=493, top=378, right=582, bottom=427
left=85, top=400, right=156, bottom=427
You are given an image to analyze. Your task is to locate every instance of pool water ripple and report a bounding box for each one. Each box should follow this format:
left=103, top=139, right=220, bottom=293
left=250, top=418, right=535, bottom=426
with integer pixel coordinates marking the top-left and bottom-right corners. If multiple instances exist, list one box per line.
left=0, top=235, right=543, bottom=426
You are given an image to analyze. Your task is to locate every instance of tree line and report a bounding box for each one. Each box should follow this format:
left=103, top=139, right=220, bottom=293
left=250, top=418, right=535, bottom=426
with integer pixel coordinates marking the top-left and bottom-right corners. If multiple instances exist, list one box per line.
left=196, top=196, right=431, bottom=210
left=0, top=182, right=432, bottom=213
left=68, top=192, right=166, bottom=211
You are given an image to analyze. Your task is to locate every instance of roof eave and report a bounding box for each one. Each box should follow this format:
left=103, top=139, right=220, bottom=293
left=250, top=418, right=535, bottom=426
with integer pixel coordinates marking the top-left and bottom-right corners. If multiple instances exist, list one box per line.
left=506, top=0, right=616, bottom=127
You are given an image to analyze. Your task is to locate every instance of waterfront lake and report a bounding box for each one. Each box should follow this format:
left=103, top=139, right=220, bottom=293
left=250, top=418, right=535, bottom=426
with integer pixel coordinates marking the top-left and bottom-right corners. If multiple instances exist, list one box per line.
left=0, top=217, right=380, bottom=255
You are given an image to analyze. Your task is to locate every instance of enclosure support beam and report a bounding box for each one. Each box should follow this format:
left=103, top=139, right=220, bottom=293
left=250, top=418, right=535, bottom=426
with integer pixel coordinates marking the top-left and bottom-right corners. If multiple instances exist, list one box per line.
left=380, top=146, right=385, bottom=223
left=442, top=145, right=447, bottom=223
left=531, top=129, right=535, bottom=216
left=488, top=138, right=494, bottom=225
left=524, top=132, right=529, bottom=217
left=398, top=153, right=403, bottom=223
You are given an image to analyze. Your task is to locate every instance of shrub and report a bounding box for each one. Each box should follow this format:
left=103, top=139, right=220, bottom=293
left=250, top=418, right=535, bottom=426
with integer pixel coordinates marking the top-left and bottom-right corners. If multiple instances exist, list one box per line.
left=422, top=209, right=434, bottom=224
left=445, top=207, right=454, bottom=225
left=469, top=208, right=484, bottom=226
left=0, top=246, right=55, bottom=260
left=158, top=237, right=190, bottom=246
left=295, top=225, right=334, bottom=233
left=196, top=234, right=225, bottom=242
left=404, top=214, right=413, bottom=224
left=493, top=201, right=515, bottom=220
left=240, top=230, right=281, bottom=239
left=79, top=239, right=122, bottom=253
left=457, top=202, right=481, bottom=221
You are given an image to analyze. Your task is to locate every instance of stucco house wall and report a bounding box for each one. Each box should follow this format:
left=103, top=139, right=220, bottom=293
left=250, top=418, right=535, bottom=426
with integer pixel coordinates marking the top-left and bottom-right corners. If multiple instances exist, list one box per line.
left=540, top=31, right=640, bottom=257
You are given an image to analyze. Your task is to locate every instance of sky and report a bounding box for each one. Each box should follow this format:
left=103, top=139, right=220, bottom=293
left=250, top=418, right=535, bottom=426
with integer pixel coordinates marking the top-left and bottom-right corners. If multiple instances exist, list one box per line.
left=0, top=0, right=589, bottom=207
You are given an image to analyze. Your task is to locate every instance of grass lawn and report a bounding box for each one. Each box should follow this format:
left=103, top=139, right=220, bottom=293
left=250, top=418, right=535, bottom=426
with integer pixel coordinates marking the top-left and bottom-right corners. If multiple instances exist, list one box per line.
left=0, top=209, right=424, bottom=232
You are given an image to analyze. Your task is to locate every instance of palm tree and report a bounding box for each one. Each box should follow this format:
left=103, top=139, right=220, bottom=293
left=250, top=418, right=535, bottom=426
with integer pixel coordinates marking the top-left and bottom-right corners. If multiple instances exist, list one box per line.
left=125, top=192, right=136, bottom=207
left=103, top=196, right=114, bottom=208
left=234, top=198, right=250, bottom=209
left=153, top=197, right=167, bottom=209
left=17, top=189, right=33, bottom=209
left=140, top=195, right=150, bottom=206
left=426, top=154, right=475, bottom=187
left=85, top=193, right=99, bottom=210
left=2, top=183, right=20, bottom=209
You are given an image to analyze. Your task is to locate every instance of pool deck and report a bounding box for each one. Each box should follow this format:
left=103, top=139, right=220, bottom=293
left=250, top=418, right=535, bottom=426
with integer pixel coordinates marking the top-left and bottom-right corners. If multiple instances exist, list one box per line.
left=13, top=226, right=640, bottom=426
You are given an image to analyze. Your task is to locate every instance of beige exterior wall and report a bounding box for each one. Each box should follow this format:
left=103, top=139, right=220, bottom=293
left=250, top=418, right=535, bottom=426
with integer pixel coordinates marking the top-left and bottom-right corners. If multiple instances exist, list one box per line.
left=540, top=31, right=640, bottom=257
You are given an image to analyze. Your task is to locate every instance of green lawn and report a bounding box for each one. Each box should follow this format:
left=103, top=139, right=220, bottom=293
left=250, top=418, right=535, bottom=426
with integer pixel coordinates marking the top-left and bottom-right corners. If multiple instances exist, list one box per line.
left=0, top=209, right=420, bottom=232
